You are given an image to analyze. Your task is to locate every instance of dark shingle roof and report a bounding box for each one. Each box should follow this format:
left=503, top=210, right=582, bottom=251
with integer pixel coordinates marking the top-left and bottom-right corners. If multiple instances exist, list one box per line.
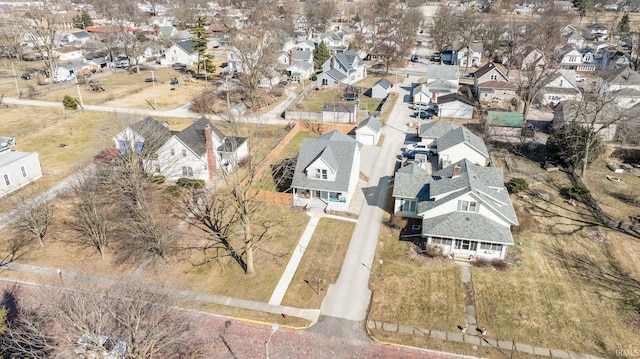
left=437, top=93, right=475, bottom=107
left=129, top=117, right=172, bottom=151
left=291, top=130, right=358, bottom=192
left=437, top=127, right=488, bottom=156
left=419, top=121, right=458, bottom=139
left=175, top=40, right=197, bottom=55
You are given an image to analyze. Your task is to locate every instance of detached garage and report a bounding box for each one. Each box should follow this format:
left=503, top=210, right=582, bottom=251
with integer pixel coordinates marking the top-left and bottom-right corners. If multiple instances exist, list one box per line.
left=355, top=115, right=382, bottom=146
left=437, top=93, right=475, bottom=119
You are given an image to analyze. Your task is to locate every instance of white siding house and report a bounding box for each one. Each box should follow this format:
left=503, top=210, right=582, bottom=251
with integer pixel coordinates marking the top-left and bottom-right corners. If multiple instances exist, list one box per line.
left=0, top=136, right=43, bottom=197
left=355, top=115, right=382, bottom=145
left=437, top=93, right=474, bottom=119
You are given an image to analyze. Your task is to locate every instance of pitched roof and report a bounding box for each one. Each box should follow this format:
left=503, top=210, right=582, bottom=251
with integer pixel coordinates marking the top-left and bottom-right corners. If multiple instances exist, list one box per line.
left=129, top=117, right=172, bottom=149
left=323, top=68, right=348, bottom=81
left=473, top=62, right=508, bottom=80
left=426, top=78, right=458, bottom=91
left=335, top=50, right=363, bottom=71
left=487, top=111, right=525, bottom=127
left=373, top=78, right=392, bottom=90
left=412, top=83, right=429, bottom=96
left=427, top=64, right=459, bottom=81
left=602, top=67, right=640, bottom=86
left=419, top=121, right=459, bottom=138
left=437, top=127, right=488, bottom=156
left=477, top=81, right=517, bottom=90
left=357, top=115, right=382, bottom=132
left=175, top=117, right=246, bottom=156
left=291, top=130, right=358, bottom=192
left=422, top=212, right=514, bottom=244
left=392, top=163, right=433, bottom=199
left=437, top=93, right=474, bottom=107
left=175, top=40, right=197, bottom=55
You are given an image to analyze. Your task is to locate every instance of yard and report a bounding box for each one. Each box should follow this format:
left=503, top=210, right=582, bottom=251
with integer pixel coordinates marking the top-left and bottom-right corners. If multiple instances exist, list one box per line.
left=368, top=153, right=640, bottom=357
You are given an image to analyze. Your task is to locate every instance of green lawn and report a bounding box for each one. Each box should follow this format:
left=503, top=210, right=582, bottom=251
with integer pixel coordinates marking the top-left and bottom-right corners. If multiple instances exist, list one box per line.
left=300, top=88, right=382, bottom=113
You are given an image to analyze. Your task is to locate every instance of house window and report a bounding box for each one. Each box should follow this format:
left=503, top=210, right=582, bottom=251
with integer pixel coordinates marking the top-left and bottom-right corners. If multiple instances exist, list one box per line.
left=182, top=148, right=187, bottom=157
left=400, top=199, right=416, bottom=212
left=490, top=74, right=498, bottom=81
left=480, top=242, right=502, bottom=251
left=20, top=166, right=27, bottom=177
left=3, top=174, right=9, bottom=186
left=431, top=237, right=452, bottom=246
left=182, top=167, right=194, bottom=177
left=171, top=148, right=175, bottom=156
left=455, top=239, right=477, bottom=251
left=315, top=168, right=327, bottom=180
left=458, top=200, right=478, bottom=212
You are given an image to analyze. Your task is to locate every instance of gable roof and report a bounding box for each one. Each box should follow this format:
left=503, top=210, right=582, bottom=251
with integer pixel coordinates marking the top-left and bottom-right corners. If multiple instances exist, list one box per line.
left=322, top=68, right=348, bottom=81
left=419, top=121, right=459, bottom=138
left=473, top=62, right=508, bottom=80
left=602, top=67, right=640, bottom=86
left=412, top=83, right=429, bottom=96
left=129, top=117, right=172, bottom=149
left=427, top=64, right=459, bottom=82
left=437, top=93, right=474, bottom=107
left=477, top=81, right=517, bottom=90
left=426, top=78, right=458, bottom=91
left=291, top=130, right=358, bottom=192
left=437, top=127, right=488, bottom=156
left=373, top=78, right=392, bottom=90
left=175, top=117, right=246, bottom=156
left=174, top=40, right=197, bottom=55
left=335, top=50, right=363, bottom=71
left=357, top=115, right=382, bottom=132
left=487, top=111, right=525, bottom=127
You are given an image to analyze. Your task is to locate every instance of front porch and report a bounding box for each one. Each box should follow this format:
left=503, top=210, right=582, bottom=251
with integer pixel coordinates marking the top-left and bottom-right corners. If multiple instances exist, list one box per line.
left=414, top=236, right=508, bottom=261
left=293, top=188, right=349, bottom=212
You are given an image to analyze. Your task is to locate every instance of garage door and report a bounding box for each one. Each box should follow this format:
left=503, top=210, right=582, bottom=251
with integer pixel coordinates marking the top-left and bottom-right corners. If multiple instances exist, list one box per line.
left=358, top=134, right=375, bottom=146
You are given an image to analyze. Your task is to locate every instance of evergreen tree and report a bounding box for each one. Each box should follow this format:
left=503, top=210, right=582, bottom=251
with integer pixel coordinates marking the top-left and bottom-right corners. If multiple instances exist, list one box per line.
left=620, top=13, right=630, bottom=34
left=189, top=16, right=210, bottom=75
left=313, top=41, right=330, bottom=69
left=72, top=10, right=93, bottom=30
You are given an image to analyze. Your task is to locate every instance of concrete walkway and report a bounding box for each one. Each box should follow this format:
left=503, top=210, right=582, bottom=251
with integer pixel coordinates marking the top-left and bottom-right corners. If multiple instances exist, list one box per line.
left=0, top=262, right=321, bottom=322
left=268, top=215, right=319, bottom=305
left=366, top=320, right=604, bottom=359
left=459, top=263, right=478, bottom=334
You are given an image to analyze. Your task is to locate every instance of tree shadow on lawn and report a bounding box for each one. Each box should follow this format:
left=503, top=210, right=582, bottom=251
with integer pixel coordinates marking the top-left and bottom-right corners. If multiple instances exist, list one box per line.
left=520, top=197, right=601, bottom=236
left=545, top=241, right=640, bottom=357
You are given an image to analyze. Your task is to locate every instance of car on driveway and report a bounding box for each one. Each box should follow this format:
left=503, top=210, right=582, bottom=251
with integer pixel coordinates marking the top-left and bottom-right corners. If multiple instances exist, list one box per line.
left=20, top=73, right=31, bottom=80
left=414, top=111, right=433, bottom=120
left=144, top=77, right=157, bottom=83
left=411, top=55, right=419, bottom=62
left=94, top=148, right=120, bottom=163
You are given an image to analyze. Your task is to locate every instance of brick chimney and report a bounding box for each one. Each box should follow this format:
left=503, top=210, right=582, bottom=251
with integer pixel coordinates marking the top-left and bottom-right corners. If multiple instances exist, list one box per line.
left=204, top=125, right=216, bottom=179
left=452, top=164, right=462, bottom=178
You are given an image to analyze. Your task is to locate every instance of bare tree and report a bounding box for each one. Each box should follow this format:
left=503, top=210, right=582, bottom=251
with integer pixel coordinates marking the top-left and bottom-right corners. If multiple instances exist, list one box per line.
left=21, top=5, right=61, bottom=81
left=430, top=6, right=459, bottom=55
left=0, top=19, right=25, bottom=60
left=9, top=190, right=54, bottom=248
left=513, top=60, right=556, bottom=120
left=1, top=282, right=201, bottom=358
left=304, top=0, right=336, bottom=37
left=230, top=30, right=282, bottom=108
left=66, top=168, right=114, bottom=260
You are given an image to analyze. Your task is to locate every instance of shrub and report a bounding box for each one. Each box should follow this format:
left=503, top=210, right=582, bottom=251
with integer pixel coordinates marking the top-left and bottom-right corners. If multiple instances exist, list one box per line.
left=176, top=178, right=205, bottom=189
left=62, top=95, right=78, bottom=110
left=492, top=259, right=510, bottom=271
left=151, top=175, right=166, bottom=184
left=388, top=215, right=407, bottom=230
left=424, top=244, right=443, bottom=258
left=562, top=184, right=590, bottom=199
left=269, top=87, right=284, bottom=97
left=311, top=73, right=317, bottom=81
left=473, top=257, right=492, bottom=268
left=506, top=178, right=529, bottom=194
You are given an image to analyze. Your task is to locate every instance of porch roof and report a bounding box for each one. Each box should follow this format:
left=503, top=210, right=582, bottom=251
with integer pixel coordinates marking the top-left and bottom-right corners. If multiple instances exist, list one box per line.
left=422, top=211, right=514, bottom=245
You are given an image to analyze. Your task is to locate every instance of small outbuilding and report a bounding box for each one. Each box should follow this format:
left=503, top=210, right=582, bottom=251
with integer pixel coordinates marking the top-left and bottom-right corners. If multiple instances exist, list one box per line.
left=437, top=93, right=475, bottom=119
left=355, top=115, right=382, bottom=145
left=370, top=78, right=392, bottom=99
left=487, top=111, right=525, bottom=137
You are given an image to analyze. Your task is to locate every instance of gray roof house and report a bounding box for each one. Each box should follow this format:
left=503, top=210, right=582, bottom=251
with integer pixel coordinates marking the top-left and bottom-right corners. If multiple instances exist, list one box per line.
left=355, top=115, right=382, bottom=145
left=418, top=121, right=459, bottom=150
left=392, top=159, right=518, bottom=260
left=113, top=117, right=248, bottom=181
left=317, top=50, right=366, bottom=87
left=437, top=126, right=489, bottom=168
left=371, top=78, right=392, bottom=99
left=0, top=136, right=43, bottom=198
left=292, top=130, right=361, bottom=212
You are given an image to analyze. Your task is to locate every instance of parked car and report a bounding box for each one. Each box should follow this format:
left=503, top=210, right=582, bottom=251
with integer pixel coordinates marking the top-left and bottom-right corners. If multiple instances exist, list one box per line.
left=144, top=77, right=157, bottom=83
left=341, top=93, right=359, bottom=101
left=405, top=143, right=429, bottom=152
left=94, top=148, right=120, bottom=163
left=411, top=55, right=419, bottom=62
left=413, top=102, right=429, bottom=110
left=20, top=73, right=31, bottom=80
left=414, top=111, right=433, bottom=120
left=430, top=55, right=441, bottom=62
left=172, top=63, right=187, bottom=69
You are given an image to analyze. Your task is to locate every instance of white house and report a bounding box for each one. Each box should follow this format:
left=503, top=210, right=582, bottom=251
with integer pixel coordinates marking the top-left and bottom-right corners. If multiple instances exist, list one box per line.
left=113, top=117, right=248, bottom=181
left=424, top=64, right=459, bottom=102
left=286, top=61, right=314, bottom=83
left=355, top=115, right=382, bottom=145
left=417, top=121, right=459, bottom=151
left=540, top=70, right=582, bottom=106
left=164, top=40, right=198, bottom=65
left=556, top=46, right=597, bottom=72
left=552, top=100, right=623, bottom=141
left=455, top=42, right=483, bottom=68
left=59, top=31, right=91, bottom=46
left=56, top=46, right=84, bottom=62
left=0, top=136, right=43, bottom=197
left=437, top=126, right=489, bottom=169
left=291, top=130, right=361, bottom=212
left=583, top=23, right=608, bottom=41
left=392, top=159, right=518, bottom=260
left=437, top=93, right=475, bottom=119
left=473, top=62, right=517, bottom=105
left=370, top=78, right=392, bottom=99
left=412, top=83, right=432, bottom=105
left=317, top=50, right=366, bottom=87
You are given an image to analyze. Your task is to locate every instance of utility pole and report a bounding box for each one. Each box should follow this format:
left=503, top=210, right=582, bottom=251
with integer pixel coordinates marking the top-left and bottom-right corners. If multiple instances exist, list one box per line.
left=75, top=73, right=84, bottom=109
left=11, top=62, right=19, bottom=97
left=151, top=70, right=157, bottom=110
